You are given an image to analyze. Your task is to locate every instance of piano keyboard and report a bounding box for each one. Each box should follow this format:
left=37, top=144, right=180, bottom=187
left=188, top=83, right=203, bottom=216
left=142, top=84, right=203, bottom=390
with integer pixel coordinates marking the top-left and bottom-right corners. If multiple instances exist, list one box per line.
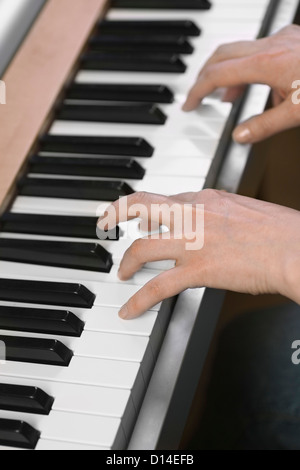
left=0, top=0, right=299, bottom=450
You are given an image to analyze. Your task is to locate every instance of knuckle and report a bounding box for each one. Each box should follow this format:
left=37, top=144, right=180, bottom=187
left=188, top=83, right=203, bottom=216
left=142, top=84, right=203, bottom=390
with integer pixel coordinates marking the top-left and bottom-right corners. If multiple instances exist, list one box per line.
left=253, top=47, right=286, bottom=65
left=256, top=114, right=273, bottom=132
left=251, top=52, right=267, bottom=66
left=214, top=44, right=226, bottom=56
left=148, top=281, right=163, bottom=299
left=129, top=239, right=146, bottom=259
left=281, top=24, right=299, bottom=35
left=202, top=65, right=215, bottom=80
left=200, top=189, right=231, bottom=213
left=126, top=295, right=140, bottom=313
left=201, top=188, right=221, bottom=201
left=135, top=191, right=151, bottom=204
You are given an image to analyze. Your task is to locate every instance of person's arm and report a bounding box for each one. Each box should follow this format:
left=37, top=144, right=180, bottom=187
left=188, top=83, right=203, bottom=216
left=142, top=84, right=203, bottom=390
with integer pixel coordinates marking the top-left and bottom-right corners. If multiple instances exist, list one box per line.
left=183, top=25, right=300, bottom=144
left=98, top=190, right=300, bottom=319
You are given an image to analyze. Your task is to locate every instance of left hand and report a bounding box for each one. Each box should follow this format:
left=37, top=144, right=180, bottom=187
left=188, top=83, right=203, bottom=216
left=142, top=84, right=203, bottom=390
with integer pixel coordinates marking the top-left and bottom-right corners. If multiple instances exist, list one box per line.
left=98, top=190, right=300, bottom=320
left=182, top=25, right=300, bottom=144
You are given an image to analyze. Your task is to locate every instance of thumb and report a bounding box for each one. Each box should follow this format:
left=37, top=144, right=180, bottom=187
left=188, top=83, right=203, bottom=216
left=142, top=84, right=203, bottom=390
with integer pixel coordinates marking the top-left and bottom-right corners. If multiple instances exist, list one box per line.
left=233, top=100, right=298, bottom=144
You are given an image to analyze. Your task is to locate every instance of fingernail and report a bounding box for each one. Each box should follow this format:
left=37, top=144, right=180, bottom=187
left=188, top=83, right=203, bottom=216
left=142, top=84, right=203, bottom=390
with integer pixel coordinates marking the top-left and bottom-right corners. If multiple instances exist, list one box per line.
left=117, top=269, right=125, bottom=281
left=119, top=304, right=129, bottom=320
left=233, top=127, right=251, bottom=143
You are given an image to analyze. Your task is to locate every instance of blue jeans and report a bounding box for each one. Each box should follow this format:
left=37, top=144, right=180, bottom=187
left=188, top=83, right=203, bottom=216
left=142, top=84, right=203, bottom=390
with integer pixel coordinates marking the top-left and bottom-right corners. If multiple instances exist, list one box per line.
left=191, top=302, right=300, bottom=450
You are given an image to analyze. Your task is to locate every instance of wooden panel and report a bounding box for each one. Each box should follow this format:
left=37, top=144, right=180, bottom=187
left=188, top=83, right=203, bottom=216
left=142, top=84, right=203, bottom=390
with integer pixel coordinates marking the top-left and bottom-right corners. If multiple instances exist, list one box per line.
left=0, top=0, right=108, bottom=210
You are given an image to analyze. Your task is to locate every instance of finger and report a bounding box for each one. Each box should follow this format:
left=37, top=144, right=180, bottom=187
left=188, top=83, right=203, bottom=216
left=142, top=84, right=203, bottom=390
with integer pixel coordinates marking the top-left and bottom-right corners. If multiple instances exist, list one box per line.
left=203, top=39, right=268, bottom=68
left=97, top=192, right=169, bottom=230
left=118, top=237, right=180, bottom=281
left=182, top=55, right=269, bottom=111
left=233, top=99, right=298, bottom=144
left=222, top=85, right=246, bottom=103
left=119, top=267, right=189, bottom=319
left=169, top=192, right=197, bottom=203
left=272, top=88, right=286, bottom=107
left=139, top=219, right=161, bottom=233
left=272, top=90, right=283, bottom=107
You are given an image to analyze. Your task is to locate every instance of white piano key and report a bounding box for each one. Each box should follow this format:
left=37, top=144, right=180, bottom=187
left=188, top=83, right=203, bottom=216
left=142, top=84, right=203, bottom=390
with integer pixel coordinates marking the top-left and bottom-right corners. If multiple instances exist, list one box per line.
left=41, top=135, right=219, bottom=160
left=81, top=306, right=159, bottom=336
left=26, top=172, right=206, bottom=196
left=12, top=197, right=109, bottom=216
left=0, top=356, right=140, bottom=390
left=0, top=329, right=150, bottom=363
left=108, top=2, right=270, bottom=22
left=0, top=231, right=168, bottom=284
left=161, top=101, right=231, bottom=121
left=0, top=296, right=167, bottom=363
left=0, top=409, right=126, bottom=449
left=128, top=175, right=205, bottom=194
left=0, top=328, right=155, bottom=383
left=37, top=151, right=213, bottom=178
left=0, top=301, right=158, bottom=336
left=0, top=297, right=171, bottom=352
left=51, top=113, right=226, bottom=139
left=36, top=440, right=109, bottom=450
left=142, top=155, right=211, bottom=178
left=51, top=102, right=230, bottom=142
left=0, top=446, right=23, bottom=451
left=83, top=280, right=162, bottom=310
left=0, top=257, right=159, bottom=286
left=0, top=273, right=162, bottom=311
left=0, top=231, right=175, bottom=273
left=0, top=375, right=133, bottom=419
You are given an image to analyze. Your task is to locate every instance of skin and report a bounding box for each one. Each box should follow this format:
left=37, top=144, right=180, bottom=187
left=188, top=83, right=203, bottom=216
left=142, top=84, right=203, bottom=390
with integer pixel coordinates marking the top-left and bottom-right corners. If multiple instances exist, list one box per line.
left=98, top=25, right=300, bottom=319
left=183, top=25, right=300, bottom=144
left=98, top=190, right=300, bottom=320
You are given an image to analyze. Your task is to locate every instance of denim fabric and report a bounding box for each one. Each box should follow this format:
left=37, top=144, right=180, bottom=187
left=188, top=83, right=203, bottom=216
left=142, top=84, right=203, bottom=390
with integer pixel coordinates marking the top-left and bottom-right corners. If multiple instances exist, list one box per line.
left=190, top=302, right=300, bottom=450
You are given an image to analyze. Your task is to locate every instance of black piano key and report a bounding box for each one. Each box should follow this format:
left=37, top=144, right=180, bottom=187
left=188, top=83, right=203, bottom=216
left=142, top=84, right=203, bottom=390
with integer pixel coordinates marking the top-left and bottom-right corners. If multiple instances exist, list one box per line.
left=0, top=239, right=113, bottom=273
left=19, top=177, right=134, bottom=201
left=0, top=336, right=73, bottom=367
left=29, top=155, right=145, bottom=180
left=66, top=83, right=174, bottom=104
left=0, top=279, right=95, bottom=308
left=57, top=103, right=167, bottom=125
left=81, top=51, right=187, bottom=73
left=40, top=135, right=154, bottom=157
left=0, top=384, right=54, bottom=415
left=0, top=419, right=40, bottom=449
left=112, top=0, right=211, bottom=8
left=97, top=20, right=201, bottom=37
left=0, top=213, right=120, bottom=240
left=89, top=34, right=194, bottom=54
left=0, top=306, right=84, bottom=337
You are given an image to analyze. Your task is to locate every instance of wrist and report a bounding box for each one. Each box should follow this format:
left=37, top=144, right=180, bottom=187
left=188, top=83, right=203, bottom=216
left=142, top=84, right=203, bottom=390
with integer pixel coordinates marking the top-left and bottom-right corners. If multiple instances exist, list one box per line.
left=281, top=251, right=300, bottom=304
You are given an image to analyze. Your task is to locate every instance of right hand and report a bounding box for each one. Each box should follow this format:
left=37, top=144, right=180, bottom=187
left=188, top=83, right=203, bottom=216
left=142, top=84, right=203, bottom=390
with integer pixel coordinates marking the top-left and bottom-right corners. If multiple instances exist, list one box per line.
left=183, top=25, right=300, bottom=144
left=98, top=190, right=300, bottom=319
